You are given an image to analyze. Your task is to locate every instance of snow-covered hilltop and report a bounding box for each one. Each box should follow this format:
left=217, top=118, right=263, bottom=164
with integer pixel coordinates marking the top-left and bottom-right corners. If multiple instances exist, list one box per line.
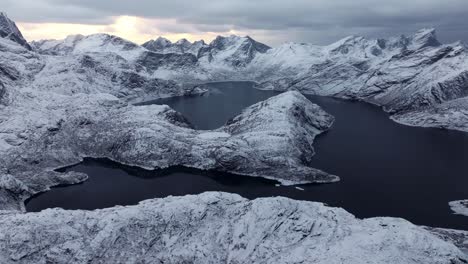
left=0, top=192, right=466, bottom=264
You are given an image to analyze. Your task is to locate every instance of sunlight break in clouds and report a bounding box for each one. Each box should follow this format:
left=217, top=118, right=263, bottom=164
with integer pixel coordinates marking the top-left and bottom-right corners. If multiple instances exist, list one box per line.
left=17, top=16, right=244, bottom=44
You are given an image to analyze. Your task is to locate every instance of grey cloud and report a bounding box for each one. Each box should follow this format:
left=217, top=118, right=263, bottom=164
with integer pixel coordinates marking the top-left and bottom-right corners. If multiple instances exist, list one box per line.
left=4, top=0, right=468, bottom=45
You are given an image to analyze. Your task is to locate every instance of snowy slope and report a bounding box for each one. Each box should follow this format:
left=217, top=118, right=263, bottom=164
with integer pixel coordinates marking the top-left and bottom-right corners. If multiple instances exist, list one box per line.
left=0, top=192, right=466, bottom=264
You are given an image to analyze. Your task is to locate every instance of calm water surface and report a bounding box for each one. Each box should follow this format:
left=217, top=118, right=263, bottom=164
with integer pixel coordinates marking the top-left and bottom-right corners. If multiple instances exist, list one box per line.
left=26, top=82, right=468, bottom=230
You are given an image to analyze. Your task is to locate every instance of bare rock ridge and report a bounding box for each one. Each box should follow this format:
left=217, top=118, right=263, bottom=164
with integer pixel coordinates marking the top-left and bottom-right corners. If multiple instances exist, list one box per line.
left=0, top=193, right=466, bottom=264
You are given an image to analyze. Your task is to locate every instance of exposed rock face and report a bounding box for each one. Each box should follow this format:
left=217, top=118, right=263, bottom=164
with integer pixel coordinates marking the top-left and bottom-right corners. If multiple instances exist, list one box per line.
left=0, top=91, right=336, bottom=210
left=450, top=200, right=468, bottom=217
left=0, top=192, right=465, bottom=264
left=0, top=13, right=31, bottom=50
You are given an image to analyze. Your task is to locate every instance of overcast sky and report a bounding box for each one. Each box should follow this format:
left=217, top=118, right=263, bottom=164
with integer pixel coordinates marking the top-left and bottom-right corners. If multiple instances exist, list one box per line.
left=4, top=0, right=468, bottom=46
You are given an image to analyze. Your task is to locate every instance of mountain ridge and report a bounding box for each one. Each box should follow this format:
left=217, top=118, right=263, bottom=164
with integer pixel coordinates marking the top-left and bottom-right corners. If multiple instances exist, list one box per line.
left=0, top=12, right=31, bottom=50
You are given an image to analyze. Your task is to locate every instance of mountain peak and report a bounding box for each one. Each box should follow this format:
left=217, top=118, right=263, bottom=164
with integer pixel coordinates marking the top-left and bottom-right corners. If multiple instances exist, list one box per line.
left=0, top=12, right=31, bottom=50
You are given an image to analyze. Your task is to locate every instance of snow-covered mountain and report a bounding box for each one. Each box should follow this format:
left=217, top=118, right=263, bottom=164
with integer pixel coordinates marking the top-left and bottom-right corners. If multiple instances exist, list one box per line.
left=0, top=192, right=466, bottom=263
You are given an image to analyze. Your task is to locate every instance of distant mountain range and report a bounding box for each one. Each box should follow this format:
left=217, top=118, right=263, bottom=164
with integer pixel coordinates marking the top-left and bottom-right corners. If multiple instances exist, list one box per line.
left=1, top=11, right=468, bottom=132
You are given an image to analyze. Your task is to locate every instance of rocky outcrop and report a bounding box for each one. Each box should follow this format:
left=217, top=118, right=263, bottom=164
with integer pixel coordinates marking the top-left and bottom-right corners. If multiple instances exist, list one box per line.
left=0, top=192, right=466, bottom=264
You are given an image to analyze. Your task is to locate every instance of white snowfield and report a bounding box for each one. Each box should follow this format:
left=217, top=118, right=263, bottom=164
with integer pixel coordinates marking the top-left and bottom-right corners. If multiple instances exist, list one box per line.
left=0, top=192, right=466, bottom=264
left=0, top=12, right=466, bottom=263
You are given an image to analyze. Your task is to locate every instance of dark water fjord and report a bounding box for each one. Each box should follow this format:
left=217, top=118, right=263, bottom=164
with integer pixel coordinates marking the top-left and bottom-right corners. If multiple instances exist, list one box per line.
left=26, top=82, right=468, bottom=230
